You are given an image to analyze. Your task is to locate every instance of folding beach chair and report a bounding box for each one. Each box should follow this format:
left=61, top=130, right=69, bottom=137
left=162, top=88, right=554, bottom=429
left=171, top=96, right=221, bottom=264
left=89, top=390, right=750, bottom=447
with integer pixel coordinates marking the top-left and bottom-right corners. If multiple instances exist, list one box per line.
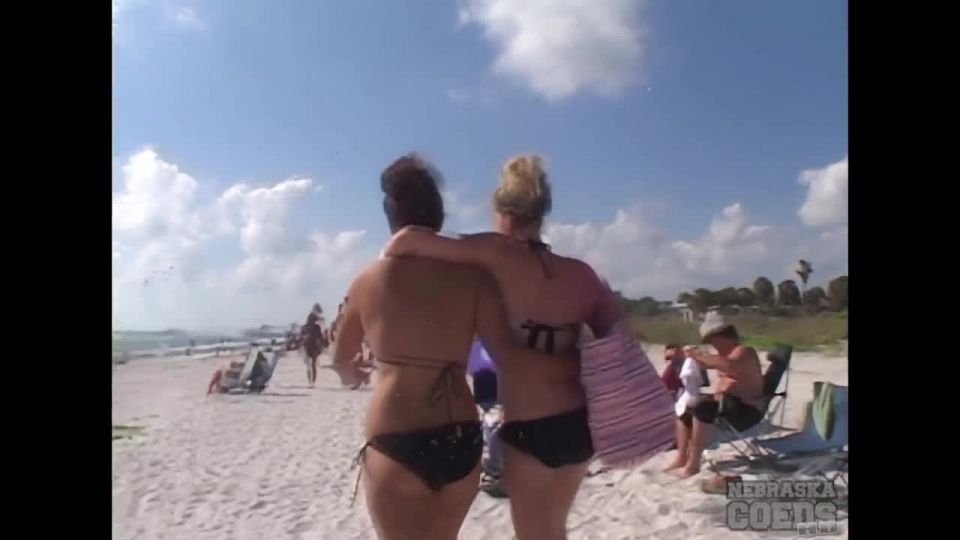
left=707, top=344, right=793, bottom=464
left=235, top=347, right=260, bottom=388
left=752, top=384, right=849, bottom=487
left=247, top=350, right=281, bottom=393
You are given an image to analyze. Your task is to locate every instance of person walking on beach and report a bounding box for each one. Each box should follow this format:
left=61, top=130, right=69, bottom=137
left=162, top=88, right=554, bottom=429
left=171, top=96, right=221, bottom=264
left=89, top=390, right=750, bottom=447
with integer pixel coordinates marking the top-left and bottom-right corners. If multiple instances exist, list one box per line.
left=384, top=154, right=624, bottom=540
left=332, top=155, right=570, bottom=540
left=301, top=312, right=328, bottom=388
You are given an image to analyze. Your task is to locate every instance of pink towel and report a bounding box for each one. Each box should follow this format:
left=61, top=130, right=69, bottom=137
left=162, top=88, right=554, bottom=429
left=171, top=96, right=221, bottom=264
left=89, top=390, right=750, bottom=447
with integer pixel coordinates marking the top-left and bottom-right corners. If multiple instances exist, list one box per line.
left=580, top=331, right=676, bottom=468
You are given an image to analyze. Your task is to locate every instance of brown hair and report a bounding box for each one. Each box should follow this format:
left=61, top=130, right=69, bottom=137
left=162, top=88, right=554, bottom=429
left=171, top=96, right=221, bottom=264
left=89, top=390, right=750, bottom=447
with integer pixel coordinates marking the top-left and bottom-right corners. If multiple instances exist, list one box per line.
left=493, top=154, right=552, bottom=225
left=380, top=154, right=445, bottom=233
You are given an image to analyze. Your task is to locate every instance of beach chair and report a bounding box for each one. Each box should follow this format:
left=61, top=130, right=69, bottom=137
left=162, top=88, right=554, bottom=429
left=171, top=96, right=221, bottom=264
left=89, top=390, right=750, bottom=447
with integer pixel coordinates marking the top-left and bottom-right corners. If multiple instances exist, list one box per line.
left=706, top=345, right=793, bottom=465
left=247, top=350, right=281, bottom=393
left=213, top=357, right=248, bottom=393
left=752, top=384, right=849, bottom=486
left=235, top=348, right=261, bottom=389
left=216, top=348, right=280, bottom=394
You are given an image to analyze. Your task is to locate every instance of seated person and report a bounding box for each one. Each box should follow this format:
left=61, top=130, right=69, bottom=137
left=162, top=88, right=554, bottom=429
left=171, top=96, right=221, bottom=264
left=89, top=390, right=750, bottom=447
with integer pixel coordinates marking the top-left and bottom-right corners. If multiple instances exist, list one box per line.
left=662, top=345, right=710, bottom=468
left=206, top=359, right=245, bottom=395
left=659, top=344, right=684, bottom=400
left=666, top=313, right=764, bottom=477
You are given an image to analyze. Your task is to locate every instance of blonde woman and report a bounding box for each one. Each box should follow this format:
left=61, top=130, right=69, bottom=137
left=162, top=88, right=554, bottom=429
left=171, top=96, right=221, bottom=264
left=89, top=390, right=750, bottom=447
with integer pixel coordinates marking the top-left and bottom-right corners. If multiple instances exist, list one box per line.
left=384, top=154, right=623, bottom=539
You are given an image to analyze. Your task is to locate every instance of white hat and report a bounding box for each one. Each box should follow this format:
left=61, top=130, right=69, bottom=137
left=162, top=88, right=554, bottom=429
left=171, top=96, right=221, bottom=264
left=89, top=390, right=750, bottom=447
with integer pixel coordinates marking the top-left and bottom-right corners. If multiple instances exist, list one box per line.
left=699, top=311, right=732, bottom=340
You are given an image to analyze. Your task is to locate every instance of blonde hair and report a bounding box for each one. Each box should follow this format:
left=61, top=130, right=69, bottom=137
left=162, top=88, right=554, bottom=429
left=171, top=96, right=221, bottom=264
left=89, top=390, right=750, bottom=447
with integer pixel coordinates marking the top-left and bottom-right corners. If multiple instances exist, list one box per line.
left=493, top=154, right=552, bottom=224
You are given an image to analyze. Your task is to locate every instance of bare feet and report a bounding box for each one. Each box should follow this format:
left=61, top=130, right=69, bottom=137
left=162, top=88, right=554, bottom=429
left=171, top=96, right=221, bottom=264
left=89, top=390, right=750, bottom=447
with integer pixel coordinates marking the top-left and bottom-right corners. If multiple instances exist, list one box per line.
left=674, top=464, right=701, bottom=478
left=662, top=456, right=687, bottom=472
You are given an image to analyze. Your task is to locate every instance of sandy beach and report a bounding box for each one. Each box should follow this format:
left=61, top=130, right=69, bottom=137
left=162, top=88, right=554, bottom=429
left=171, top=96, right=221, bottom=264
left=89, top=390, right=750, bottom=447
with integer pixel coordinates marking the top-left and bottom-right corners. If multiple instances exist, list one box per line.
left=112, top=346, right=848, bottom=540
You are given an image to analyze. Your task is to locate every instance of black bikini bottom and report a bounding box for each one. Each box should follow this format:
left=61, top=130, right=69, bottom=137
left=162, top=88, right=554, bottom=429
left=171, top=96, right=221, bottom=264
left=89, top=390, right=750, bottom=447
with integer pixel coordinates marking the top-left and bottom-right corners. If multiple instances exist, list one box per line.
left=498, top=407, right=594, bottom=468
left=353, top=421, right=483, bottom=502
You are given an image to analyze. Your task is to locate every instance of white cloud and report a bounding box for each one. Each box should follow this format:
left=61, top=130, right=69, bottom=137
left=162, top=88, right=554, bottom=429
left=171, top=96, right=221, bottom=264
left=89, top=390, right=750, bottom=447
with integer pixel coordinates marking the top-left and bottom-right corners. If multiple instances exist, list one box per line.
left=443, top=187, right=486, bottom=230
left=459, top=0, right=647, bottom=101
left=671, top=203, right=773, bottom=275
left=220, top=230, right=369, bottom=295
left=112, top=148, right=201, bottom=240
left=113, top=1, right=207, bottom=34
left=544, top=200, right=845, bottom=300
left=215, top=178, right=314, bottom=255
left=798, top=156, right=848, bottom=229
left=113, top=0, right=144, bottom=25
left=112, top=150, right=376, bottom=330
left=172, top=6, right=206, bottom=31
left=545, top=203, right=778, bottom=299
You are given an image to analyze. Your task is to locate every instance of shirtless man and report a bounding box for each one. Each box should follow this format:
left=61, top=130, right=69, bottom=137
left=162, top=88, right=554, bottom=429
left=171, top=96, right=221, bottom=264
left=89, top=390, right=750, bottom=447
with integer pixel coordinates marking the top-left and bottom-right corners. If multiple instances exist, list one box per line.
left=667, top=312, right=764, bottom=477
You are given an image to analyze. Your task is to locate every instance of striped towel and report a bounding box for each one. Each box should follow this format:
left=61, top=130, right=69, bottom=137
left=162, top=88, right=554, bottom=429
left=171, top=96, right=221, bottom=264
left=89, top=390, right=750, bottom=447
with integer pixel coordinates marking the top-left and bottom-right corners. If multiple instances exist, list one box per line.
left=580, top=331, right=676, bottom=468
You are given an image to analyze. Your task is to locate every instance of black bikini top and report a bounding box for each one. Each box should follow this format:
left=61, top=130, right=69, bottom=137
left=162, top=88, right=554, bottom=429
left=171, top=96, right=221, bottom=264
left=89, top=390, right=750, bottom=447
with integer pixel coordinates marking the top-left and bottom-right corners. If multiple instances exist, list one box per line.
left=517, top=319, right=579, bottom=354
left=514, top=239, right=580, bottom=354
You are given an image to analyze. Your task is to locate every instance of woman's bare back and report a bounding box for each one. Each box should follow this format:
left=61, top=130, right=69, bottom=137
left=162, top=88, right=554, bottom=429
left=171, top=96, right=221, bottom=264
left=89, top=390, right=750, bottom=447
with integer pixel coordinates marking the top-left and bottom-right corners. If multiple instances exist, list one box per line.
left=483, top=236, right=622, bottom=419
left=382, top=229, right=623, bottom=421
left=336, top=255, right=558, bottom=439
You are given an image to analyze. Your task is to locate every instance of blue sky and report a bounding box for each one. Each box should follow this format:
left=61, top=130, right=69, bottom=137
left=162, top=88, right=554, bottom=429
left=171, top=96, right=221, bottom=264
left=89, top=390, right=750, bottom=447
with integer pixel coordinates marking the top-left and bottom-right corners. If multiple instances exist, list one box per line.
left=112, top=0, right=848, bottom=331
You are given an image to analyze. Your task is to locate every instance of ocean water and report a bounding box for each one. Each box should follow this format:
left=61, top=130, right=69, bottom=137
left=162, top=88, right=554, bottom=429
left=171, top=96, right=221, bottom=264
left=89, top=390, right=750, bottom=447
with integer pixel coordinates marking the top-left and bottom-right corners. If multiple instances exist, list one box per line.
left=112, top=327, right=292, bottom=361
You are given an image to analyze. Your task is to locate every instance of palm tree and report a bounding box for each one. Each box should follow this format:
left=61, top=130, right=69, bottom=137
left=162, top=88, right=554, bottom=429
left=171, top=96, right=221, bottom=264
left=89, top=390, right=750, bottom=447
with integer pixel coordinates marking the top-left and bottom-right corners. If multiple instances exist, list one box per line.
left=795, top=260, right=814, bottom=296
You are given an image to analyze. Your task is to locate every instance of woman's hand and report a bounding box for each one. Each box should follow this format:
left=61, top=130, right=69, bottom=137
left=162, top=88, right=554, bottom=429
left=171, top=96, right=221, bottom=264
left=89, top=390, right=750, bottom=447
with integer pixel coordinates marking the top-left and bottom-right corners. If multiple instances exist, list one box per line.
left=383, top=225, right=434, bottom=257
left=333, top=355, right=369, bottom=388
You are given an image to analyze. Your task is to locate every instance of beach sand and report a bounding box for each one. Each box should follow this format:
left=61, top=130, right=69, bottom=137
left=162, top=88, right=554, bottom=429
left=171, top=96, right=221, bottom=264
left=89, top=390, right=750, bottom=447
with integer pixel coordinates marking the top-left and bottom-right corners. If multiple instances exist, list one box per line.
left=112, top=346, right=847, bottom=539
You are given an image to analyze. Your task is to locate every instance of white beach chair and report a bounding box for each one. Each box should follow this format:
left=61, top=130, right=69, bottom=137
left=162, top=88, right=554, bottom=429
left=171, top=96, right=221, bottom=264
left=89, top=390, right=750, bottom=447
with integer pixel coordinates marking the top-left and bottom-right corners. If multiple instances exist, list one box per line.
left=235, top=347, right=260, bottom=388
left=247, top=350, right=281, bottom=393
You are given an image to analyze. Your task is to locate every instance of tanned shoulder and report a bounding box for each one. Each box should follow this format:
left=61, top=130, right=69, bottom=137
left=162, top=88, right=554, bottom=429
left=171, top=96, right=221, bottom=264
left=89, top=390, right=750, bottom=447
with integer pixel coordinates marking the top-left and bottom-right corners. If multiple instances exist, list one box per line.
left=731, top=345, right=759, bottom=363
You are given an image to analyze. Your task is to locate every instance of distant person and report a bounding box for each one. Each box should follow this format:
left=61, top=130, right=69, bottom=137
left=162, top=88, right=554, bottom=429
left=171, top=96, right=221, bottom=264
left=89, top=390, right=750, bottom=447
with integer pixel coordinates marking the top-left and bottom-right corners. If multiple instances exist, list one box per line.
left=285, top=330, right=300, bottom=351
left=206, top=358, right=245, bottom=395
left=666, top=313, right=763, bottom=477
left=301, top=312, right=327, bottom=387
left=206, top=370, right=222, bottom=395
